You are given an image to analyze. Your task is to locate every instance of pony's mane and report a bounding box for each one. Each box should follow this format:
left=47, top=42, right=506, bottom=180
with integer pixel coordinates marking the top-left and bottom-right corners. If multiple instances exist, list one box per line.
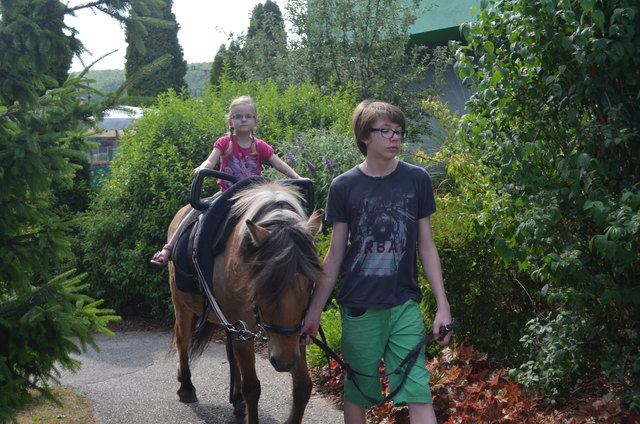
left=230, top=182, right=306, bottom=234
left=229, top=181, right=322, bottom=303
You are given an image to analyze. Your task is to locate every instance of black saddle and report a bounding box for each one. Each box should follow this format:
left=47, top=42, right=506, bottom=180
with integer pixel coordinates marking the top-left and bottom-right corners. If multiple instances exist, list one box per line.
left=172, top=175, right=267, bottom=294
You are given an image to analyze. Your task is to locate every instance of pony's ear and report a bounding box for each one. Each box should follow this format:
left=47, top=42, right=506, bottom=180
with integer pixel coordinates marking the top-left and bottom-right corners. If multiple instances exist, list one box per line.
left=306, top=209, right=324, bottom=236
left=246, top=219, right=271, bottom=247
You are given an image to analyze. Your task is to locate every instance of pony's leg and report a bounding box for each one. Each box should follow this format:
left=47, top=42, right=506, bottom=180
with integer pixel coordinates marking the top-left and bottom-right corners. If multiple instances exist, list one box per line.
left=235, top=341, right=261, bottom=424
left=284, top=346, right=312, bottom=424
left=225, top=339, right=246, bottom=418
left=174, top=306, right=197, bottom=403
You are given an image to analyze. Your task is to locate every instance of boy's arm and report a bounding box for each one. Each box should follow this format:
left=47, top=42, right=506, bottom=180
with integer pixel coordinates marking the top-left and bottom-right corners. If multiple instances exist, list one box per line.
left=417, top=216, right=452, bottom=345
left=268, top=154, right=303, bottom=179
left=301, top=221, right=348, bottom=345
left=193, top=147, right=222, bottom=175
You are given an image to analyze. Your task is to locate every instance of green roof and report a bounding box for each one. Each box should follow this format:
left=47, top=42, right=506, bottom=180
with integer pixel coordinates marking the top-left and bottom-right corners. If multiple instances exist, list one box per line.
left=409, top=0, right=479, bottom=44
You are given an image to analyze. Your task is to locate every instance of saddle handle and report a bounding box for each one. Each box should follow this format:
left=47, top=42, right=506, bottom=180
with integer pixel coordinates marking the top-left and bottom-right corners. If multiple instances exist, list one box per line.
left=280, top=178, right=315, bottom=217
left=190, top=169, right=238, bottom=211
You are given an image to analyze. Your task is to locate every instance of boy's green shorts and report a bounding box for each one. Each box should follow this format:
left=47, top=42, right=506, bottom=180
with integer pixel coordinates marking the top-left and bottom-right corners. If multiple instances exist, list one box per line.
left=340, top=299, right=432, bottom=406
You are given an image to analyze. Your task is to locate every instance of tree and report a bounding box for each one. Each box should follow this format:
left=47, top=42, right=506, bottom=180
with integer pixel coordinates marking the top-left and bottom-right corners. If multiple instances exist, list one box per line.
left=124, top=0, right=187, bottom=99
left=210, top=40, right=243, bottom=86
left=210, top=44, right=229, bottom=86
left=0, top=0, right=162, bottom=419
left=452, top=0, right=639, bottom=407
left=240, top=0, right=289, bottom=83
left=285, top=0, right=444, bottom=114
left=211, top=1, right=289, bottom=88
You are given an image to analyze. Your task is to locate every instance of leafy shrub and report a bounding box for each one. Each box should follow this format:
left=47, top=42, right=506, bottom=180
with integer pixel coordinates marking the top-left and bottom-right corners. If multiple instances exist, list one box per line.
left=306, top=299, right=342, bottom=373
left=509, top=310, right=589, bottom=400
left=80, top=89, right=219, bottom=319
left=413, top=97, right=539, bottom=359
left=80, top=81, right=358, bottom=320
left=277, top=129, right=361, bottom=214
left=450, top=0, right=640, bottom=405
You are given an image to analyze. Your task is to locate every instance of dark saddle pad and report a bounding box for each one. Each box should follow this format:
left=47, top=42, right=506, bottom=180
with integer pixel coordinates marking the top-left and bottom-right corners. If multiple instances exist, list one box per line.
left=172, top=176, right=268, bottom=294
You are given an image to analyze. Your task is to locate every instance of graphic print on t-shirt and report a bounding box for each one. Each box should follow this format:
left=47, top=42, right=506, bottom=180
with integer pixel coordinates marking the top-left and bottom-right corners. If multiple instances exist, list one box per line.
left=225, top=154, right=259, bottom=178
left=349, top=196, right=411, bottom=276
left=219, top=153, right=259, bottom=191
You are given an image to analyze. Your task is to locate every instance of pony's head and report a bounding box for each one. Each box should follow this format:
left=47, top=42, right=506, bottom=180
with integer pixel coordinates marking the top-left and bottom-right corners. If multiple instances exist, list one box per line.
left=231, top=182, right=323, bottom=371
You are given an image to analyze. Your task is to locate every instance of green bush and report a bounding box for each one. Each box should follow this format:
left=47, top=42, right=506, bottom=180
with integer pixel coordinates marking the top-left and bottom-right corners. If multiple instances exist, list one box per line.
left=509, top=310, right=589, bottom=401
left=277, top=129, right=360, bottom=213
left=306, top=299, right=342, bottom=373
left=79, top=82, right=358, bottom=320
left=450, top=0, right=640, bottom=405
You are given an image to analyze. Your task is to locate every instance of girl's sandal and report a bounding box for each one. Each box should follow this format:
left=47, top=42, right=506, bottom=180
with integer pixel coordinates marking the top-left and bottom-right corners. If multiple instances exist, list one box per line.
left=150, top=244, right=173, bottom=266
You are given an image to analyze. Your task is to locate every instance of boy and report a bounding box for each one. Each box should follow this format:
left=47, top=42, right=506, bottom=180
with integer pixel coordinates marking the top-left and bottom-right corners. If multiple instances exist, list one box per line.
left=301, top=100, right=452, bottom=424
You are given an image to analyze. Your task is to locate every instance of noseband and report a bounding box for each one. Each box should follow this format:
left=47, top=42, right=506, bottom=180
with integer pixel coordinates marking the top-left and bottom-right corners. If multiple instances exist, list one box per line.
left=255, top=281, right=315, bottom=337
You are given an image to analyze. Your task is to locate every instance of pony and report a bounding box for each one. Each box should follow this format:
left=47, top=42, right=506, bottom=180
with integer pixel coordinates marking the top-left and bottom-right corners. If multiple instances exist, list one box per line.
left=168, top=180, right=323, bottom=424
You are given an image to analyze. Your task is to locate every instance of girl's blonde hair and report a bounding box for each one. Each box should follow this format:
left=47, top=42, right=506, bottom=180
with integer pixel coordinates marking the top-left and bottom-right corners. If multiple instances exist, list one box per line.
left=225, top=96, right=258, bottom=158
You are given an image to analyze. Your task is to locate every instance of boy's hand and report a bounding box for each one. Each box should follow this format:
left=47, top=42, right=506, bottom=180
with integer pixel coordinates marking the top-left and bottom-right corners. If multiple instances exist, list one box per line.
left=300, top=311, right=320, bottom=346
left=432, top=311, right=454, bottom=345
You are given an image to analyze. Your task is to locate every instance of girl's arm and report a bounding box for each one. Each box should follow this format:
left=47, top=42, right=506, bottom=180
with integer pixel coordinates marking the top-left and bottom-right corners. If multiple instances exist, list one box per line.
left=301, top=221, right=348, bottom=345
left=417, top=215, right=452, bottom=345
left=268, top=154, right=303, bottom=179
left=193, top=147, right=222, bottom=175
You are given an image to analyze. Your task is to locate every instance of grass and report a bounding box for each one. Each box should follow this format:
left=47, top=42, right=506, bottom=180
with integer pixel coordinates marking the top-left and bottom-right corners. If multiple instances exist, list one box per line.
left=14, top=386, right=98, bottom=424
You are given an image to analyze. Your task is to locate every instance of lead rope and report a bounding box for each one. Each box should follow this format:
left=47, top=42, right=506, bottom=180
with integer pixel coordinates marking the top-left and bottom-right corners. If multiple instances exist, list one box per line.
left=311, top=320, right=459, bottom=406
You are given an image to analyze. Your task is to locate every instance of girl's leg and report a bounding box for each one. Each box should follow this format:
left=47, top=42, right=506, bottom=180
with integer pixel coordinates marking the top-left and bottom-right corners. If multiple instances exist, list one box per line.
left=150, top=207, right=196, bottom=265
left=408, top=402, right=438, bottom=424
left=343, top=400, right=366, bottom=424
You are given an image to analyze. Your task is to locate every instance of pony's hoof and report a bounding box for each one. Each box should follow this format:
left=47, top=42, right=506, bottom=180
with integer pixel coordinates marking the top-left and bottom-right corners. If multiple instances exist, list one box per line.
left=178, top=390, right=198, bottom=403
left=233, top=400, right=246, bottom=417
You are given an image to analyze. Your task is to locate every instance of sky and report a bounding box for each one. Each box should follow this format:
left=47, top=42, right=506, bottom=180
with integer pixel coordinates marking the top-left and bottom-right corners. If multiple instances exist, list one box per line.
left=66, top=0, right=287, bottom=72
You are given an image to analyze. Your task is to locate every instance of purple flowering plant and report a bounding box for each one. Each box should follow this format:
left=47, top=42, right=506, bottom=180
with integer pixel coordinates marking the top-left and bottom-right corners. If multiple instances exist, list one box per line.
left=277, top=130, right=361, bottom=212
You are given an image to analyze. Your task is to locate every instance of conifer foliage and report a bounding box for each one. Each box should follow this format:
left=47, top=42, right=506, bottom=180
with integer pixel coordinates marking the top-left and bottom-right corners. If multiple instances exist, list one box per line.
left=0, top=1, right=161, bottom=421
left=124, top=0, right=188, bottom=99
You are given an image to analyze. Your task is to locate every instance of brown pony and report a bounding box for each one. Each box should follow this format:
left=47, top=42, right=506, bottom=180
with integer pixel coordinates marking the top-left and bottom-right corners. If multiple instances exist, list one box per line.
left=168, top=181, right=323, bottom=424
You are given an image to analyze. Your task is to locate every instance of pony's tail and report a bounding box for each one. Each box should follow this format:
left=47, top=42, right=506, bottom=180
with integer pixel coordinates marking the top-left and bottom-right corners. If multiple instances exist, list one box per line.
left=189, top=315, right=219, bottom=360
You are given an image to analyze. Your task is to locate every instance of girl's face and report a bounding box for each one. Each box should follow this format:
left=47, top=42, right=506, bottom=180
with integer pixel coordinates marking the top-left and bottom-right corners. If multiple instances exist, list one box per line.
left=228, top=104, right=259, bottom=134
left=361, top=118, right=404, bottom=159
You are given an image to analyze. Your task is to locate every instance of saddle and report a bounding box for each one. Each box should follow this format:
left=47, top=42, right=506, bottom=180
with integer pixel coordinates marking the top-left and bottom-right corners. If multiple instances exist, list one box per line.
left=172, top=176, right=268, bottom=294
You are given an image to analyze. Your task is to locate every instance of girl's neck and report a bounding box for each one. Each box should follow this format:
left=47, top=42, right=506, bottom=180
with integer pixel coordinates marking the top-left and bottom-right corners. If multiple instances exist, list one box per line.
left=233, top=133, right=253, bottom=148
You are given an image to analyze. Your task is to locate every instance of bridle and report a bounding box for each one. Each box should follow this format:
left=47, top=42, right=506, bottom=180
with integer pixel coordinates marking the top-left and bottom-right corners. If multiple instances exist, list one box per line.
left=254, top=281, right=316, bottom=338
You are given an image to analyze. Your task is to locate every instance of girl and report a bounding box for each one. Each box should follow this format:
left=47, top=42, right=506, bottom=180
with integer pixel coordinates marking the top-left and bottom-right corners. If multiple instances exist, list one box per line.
left=150, top=96, right=303, bottom=265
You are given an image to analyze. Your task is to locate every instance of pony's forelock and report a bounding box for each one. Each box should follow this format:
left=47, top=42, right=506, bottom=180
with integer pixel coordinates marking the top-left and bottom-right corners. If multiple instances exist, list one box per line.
left=230, top=182, right=306, bottom=240
left=228, top=181, right=322, bottom=304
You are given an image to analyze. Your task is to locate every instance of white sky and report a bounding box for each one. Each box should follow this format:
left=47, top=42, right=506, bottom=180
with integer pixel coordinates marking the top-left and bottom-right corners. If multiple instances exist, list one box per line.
left=66, top=0, right=287, bottom=71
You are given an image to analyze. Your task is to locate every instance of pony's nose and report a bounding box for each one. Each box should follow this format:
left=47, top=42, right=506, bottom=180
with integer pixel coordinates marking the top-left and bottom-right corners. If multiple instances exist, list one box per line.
left=269, top=354, right=296, bottom=372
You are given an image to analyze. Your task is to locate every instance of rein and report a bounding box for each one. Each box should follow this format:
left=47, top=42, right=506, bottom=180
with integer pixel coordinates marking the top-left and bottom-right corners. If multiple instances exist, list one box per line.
left=192, top=243, right=267, bottom=342
left=310, top=320, right=459, bottom=407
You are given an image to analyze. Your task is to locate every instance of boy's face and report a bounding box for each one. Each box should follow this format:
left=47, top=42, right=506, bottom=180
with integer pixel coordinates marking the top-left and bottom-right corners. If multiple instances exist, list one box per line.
left=362, top=118, right=404, bottom=159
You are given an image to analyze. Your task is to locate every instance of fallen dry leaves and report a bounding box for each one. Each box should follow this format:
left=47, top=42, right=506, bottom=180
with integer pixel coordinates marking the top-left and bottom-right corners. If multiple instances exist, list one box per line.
left=315, top=344, right=637, bottom=424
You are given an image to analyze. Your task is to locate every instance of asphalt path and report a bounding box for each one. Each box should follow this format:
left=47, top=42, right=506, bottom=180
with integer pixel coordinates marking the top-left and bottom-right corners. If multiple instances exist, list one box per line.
left=58, top=329, right=343, bottom=423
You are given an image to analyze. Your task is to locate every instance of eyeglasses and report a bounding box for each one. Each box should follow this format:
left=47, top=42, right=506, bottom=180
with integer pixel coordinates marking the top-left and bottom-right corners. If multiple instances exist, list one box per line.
left=231, top=114, right=256, bottom=120
left=370, top=128, right=407, bottom=139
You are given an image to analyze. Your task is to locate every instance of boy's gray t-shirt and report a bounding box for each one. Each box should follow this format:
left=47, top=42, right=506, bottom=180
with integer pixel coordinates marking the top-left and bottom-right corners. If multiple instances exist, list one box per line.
left=326, top=161, right=436, bottom=309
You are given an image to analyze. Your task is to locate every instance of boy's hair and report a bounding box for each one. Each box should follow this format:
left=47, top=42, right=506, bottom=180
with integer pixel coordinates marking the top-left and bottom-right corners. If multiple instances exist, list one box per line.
left=352, top=100, right=406, bottom=156
left=225, top=95, right=258, bottom=158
